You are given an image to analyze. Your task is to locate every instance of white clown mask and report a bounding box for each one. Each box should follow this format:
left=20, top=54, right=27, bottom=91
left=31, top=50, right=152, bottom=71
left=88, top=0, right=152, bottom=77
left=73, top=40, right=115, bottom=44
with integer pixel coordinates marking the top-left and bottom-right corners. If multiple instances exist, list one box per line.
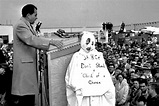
left=80, top=31, right=96, bottom=53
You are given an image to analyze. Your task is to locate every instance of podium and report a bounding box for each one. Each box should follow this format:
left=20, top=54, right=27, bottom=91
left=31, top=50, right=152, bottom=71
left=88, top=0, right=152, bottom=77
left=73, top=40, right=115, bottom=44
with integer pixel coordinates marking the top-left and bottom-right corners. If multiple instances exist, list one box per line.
left=43, top=37, right=80, bottom=106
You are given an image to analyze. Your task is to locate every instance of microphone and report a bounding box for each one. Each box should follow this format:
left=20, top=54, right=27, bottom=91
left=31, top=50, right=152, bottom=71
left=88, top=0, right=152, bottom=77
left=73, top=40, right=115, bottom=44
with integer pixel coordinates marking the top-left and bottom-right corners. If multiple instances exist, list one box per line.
left=36, top=21, right=42, bottom=33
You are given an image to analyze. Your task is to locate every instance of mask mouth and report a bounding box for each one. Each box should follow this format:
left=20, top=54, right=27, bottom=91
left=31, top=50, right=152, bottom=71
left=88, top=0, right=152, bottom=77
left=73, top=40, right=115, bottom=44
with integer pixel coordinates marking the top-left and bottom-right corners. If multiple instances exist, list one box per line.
left=86, top=47, right=91, bottom=52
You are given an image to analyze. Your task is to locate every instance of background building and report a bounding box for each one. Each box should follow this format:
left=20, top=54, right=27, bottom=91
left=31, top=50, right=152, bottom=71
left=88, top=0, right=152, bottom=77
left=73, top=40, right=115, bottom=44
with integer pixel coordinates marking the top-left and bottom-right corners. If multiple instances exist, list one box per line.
left=1, top=21, right=159, bottom=43
left=0, top=24, right=13, bottom=44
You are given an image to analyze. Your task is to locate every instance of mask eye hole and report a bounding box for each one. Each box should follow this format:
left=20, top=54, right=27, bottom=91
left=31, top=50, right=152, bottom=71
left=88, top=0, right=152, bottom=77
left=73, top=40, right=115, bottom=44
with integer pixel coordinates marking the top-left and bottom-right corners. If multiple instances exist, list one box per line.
left=92, top=41, right=94, bottom=45
left=86, top=38, right=90, bottom=45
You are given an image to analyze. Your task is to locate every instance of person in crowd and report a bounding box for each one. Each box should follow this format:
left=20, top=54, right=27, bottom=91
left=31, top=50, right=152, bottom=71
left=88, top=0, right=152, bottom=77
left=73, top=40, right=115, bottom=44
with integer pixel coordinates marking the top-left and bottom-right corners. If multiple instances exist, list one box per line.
left=95, top=24, right=159, bottom=105
left=146, top=82, right=159, bottom=106
left=11, top=4, right=63, bottom=106
left=65, top=31, right=115, bottom=106
left=0, top=38, right=7, bottom=105
left=108, top=64, right=116, bottom=83
left=152, top=61, right=159, bottom=82
left=0, top=38, right=6, bottom=71
left=141, top=55, right=149, bottom=67
left=0, top=39, right=12, bottom=106
left=115, top=73, right=129, bottom=106
left=115, top=68, right=122, bottom=77
left=142, top=68, right=153, bottom=82
left=127, top=78, right=141, bottom=106
left=118, top=58, right=126, bottom=72
left=127, top=71, right=138, bottom=88
left=108, top=68, right=121, bottom=87
left=150, top=61, right=158, bottom=77
left=137, top=79, right=149, bottom=106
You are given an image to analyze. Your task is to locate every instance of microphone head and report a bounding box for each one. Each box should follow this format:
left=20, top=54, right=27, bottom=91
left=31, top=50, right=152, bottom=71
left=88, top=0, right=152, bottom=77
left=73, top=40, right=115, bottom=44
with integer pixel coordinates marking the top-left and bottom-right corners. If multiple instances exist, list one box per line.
left=36, top=21, right=42, bottom=33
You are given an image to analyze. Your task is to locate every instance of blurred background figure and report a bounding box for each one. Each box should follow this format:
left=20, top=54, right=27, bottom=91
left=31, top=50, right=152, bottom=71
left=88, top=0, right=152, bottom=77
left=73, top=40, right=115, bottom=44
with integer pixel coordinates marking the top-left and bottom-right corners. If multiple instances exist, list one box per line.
left=115, top=73, right=129, bottom=106
left=127, top=78, right=141, bottom=106
left=0, top=38, right=12, bottom=106
left=146, top=82, right=159, bottom=106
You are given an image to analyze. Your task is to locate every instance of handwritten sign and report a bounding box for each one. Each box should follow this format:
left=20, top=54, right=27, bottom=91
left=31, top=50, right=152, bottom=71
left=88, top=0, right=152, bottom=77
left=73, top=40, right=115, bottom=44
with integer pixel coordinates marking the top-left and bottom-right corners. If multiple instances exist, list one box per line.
left=75, top=52, right=111, bottom=96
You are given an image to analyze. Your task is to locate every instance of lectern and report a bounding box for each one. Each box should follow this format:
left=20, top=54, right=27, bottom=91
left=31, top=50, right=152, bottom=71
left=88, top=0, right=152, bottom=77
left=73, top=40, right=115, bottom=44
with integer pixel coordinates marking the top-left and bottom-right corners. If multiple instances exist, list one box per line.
left=43, top=37, right=80, bottom=106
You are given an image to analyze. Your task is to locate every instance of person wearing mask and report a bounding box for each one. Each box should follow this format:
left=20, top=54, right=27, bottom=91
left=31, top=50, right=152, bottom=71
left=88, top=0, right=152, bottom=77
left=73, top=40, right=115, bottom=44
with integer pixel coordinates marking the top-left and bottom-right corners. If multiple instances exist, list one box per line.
left=11, top=4, right=63, bottom=106
left=65, top=31, right=115, bottom=106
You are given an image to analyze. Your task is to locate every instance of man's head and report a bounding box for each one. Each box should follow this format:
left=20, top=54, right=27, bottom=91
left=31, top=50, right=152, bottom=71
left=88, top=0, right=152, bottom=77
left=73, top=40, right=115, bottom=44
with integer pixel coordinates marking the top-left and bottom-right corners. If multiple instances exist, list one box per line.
left=133, top=78, right=140, bottom=89
left=115, top=68, right=122, bottom=76
left=139, top=79, right=148, bottom=92
left=116, top=73, right=124, bottom=83
left=108, top=64, right=115, bottom=74
left=22, top=4, right=37, bottom=24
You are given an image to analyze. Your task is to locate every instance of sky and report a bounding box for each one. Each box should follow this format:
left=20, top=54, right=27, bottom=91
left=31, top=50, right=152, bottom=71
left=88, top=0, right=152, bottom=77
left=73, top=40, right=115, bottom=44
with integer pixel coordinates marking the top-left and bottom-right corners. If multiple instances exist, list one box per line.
left=0, top=0, right=159, bottom=28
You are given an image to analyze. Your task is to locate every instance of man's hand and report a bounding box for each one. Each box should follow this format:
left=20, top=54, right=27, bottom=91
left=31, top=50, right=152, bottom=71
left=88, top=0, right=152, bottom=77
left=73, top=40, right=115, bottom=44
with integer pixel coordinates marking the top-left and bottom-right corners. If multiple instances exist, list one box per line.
left=49, top=39, right=63, bottom=49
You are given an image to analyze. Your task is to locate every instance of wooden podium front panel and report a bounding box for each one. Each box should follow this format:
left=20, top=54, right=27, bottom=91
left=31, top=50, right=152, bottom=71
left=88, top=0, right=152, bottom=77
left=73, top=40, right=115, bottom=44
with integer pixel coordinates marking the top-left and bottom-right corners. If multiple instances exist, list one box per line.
left=47, top=41, right=80, bottom=106
left=47, top=53, right=73, bottom=106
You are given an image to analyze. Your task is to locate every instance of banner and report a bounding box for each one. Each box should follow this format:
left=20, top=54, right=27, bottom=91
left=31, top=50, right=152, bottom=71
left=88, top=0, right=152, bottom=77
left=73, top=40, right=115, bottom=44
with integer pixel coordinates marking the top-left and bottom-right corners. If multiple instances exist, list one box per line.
left=68, top=51, right=111, bottom=96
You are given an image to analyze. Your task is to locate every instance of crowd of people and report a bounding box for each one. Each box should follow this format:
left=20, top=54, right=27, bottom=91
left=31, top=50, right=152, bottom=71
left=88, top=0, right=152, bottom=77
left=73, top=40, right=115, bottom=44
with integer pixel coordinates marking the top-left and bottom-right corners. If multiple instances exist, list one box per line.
left=1, top=4, right=159, bottom=105
left=1, top=30, right=159, bottom=106
left=96, top=32, right=159, bottom=106
left=1, top=32, right=159, bottom=106
left=0, top=41, right=13, bottom=106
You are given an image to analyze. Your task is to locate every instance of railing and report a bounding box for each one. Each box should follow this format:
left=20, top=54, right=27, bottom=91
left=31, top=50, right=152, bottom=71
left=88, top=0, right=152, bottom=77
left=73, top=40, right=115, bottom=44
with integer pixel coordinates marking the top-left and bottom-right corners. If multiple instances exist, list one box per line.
left=40, top=21, right=159, bottom=35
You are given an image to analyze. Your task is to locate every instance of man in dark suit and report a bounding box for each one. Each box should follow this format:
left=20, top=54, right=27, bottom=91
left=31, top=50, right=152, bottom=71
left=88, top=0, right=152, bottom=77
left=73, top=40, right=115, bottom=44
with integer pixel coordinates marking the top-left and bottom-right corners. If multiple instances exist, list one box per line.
left=11, top=4, right=63, bottom=106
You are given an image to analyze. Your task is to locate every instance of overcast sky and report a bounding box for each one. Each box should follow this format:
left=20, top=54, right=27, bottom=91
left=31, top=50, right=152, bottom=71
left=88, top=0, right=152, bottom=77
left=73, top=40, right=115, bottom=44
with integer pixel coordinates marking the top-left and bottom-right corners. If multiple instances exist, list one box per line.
left=0, top=0, right=159, bottom=28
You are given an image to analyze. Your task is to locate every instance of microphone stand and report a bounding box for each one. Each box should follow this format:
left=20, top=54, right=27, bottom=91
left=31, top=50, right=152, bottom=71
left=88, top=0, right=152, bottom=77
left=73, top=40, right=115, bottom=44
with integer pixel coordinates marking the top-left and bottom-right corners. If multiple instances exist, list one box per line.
left=38, top=49, right=49, bottom=106
left=36, top=22, right=49, bottom=106
left=35, top=22, right=44, bottom=106
left=38, top=49, right=43, bottom=106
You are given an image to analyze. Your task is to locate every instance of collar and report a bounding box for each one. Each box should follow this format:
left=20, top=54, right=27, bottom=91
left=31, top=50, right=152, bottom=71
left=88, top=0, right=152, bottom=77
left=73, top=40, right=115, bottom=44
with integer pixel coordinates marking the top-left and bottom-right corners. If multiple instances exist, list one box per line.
left=20, top=17, right=30, bottom=27
left=20, top=17, right=37, bottom=35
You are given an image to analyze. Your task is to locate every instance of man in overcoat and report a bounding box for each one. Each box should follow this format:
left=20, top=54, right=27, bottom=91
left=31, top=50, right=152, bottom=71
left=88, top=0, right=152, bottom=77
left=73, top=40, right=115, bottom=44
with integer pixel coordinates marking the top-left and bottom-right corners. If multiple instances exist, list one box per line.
left=11, top=4, right=63, bottom=106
